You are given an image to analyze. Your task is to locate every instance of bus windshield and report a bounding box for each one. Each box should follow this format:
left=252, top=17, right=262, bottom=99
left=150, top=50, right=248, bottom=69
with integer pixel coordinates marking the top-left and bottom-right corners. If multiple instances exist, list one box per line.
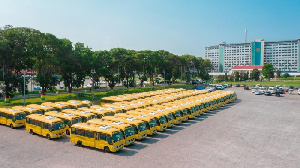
left=175, top=111, right=181, bottom=117
left=15, top=113, right=26, bottom=120
left=112, top=131, right=124, bottom=143
left=52, top=122, right=65, bottom=131
left=124, top=127, right=135, bottom=136
left=182, top=109, right=188, bottom=115
left=167, top=114, right=173, bottom=120
left=159, top=116, right=167, bottom=124
left=149, top=119, right=157, bottom=127
left=72, top=118, right=82, bottom=125
left=138, top=122, right=146, bottom=131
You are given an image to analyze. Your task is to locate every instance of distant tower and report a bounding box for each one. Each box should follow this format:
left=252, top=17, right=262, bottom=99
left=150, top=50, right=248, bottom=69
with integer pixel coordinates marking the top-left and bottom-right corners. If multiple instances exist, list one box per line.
left=245, top=29, right=247, bottom=43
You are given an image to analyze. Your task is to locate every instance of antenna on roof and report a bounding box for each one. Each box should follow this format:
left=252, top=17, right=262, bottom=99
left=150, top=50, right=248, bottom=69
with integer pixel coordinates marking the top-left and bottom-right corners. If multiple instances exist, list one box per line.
left=245, top=29, right=247, bottom=43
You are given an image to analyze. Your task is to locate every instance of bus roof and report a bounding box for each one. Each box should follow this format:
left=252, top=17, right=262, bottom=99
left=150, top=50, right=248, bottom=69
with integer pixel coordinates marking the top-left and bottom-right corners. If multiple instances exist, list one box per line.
left=72, top=122, right=120, bottom=134
left=26, top=114, right=63, bottom=124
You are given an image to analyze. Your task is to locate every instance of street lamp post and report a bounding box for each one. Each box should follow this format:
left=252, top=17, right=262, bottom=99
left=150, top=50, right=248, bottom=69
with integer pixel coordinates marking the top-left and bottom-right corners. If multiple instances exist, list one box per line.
left=22, top=70, right=26, bottom=106
left=91, top=69, right=95, bottom=100
left=163, top=69, right=165, bottom=89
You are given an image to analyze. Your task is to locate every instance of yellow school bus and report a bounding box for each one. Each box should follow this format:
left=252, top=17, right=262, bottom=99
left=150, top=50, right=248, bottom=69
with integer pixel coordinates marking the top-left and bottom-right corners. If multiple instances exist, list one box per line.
left=16, top=106, right=44, bottom=116
left=28, top=104, right=56, bottom=114
left=155, top=105, right=182, bottom=125
left=115, top=113, right=158, bottom=136
left=81, top=100, right=93, bottom=107
left=44, top=111, right=83, bottom=135
left=62, top=109, right=96, bottom=123
left=87, top=119, right=135, bottom=146
left=66, top=100, right=85, bottom=109
left=25, top=114, right=66, bottom=139
left=79, top=107, right=115, bottom=119
left=170, top=104, right=189, bottom=122
left=70, top=123, right=125, bottom=153
left=48, top=102, right=71, bottom=112
left=145, top=106, right=174, bottom=128
left=0, top=108, right=26, bottom=128
left=131, top=109, right=168, bottom=132
left=102, top=116, right=147, bottom=140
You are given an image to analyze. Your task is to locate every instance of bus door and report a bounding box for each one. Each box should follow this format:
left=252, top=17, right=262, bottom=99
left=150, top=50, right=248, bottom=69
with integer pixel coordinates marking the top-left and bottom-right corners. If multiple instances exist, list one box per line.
left=95, top=132, right=108, bottom=150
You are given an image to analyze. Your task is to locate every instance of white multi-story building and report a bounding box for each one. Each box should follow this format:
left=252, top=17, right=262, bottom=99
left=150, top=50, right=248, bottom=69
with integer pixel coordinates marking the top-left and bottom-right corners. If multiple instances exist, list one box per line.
left=205, top=39, right=300, bottom=73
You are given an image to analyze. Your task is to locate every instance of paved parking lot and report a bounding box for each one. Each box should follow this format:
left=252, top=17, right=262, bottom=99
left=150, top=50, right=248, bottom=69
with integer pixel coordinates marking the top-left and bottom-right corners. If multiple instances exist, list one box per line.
left=1, top=88, right=299, bottom=168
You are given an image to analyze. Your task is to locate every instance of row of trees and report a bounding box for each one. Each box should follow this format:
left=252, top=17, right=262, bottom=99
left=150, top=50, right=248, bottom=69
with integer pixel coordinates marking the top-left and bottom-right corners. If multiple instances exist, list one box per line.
left=0, top=25, right=213, bottom=100
left=215, top=63, right=279, bottom=82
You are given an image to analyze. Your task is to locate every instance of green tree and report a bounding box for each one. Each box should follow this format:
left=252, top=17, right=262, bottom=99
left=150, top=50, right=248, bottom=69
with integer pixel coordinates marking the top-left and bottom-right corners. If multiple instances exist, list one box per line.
left=224, top=73, right=228, bottom=81
left=262, top=63, right=274, bottom=80
left=234, top=72, right=240, bottom=81
left=242, top=72, right=249, bottom=81
left=276, top=70, right=281, bottom=78
left=282, top=73, right=290, bottom=78
left=0, top=26, right=38, bottom=100
left=251, top=68, right=260, bottom=81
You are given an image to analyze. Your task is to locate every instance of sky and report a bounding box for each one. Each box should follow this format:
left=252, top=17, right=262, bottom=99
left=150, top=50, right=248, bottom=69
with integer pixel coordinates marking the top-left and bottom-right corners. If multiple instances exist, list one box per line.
left=1, top=0, right=300, bottom=57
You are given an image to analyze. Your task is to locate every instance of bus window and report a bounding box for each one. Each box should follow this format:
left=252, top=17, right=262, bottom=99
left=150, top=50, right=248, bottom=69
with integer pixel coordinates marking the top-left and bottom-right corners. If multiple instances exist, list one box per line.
left=112, top=131, right=124, bottom=143
left=100, top=133, right=106, bottom=140
left=106, top=135, right=112, bottom=145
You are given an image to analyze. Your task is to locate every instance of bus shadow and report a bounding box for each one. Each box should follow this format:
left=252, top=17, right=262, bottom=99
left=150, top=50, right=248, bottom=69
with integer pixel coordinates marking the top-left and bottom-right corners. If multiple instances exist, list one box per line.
left=179, top=122, right=193, bottom=127
left=111, top=148, right=138, bottom=156
left=125, top=142, right=148, bottom=150
left=52, top=136, right=70, bottom=143
left=150, top=133, right=169, bottom=139
left=193, top=117, right=204, bottom=121
left=171, top=126, right=185, bottom=131
left=139, top=137, right=159, bottom=144
left=158, top=129, right=178, bottom=135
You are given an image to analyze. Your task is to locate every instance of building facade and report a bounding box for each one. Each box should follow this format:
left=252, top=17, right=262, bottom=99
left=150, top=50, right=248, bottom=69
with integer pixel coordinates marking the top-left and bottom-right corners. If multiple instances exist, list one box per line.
left=205, top=39, right=300, bottom=73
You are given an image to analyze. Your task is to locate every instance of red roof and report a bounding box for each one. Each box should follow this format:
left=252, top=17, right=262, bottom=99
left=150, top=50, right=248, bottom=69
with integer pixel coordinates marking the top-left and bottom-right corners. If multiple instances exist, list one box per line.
left=231, top=65, right=264, bottom=70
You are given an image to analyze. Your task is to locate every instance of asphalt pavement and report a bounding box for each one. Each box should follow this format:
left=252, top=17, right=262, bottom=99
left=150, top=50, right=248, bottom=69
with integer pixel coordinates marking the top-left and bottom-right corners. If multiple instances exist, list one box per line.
left=0, top=87, right=299, bottom=168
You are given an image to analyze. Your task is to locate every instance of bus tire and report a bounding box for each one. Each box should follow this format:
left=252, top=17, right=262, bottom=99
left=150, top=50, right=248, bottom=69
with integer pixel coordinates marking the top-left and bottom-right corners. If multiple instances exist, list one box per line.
left=10, top=124, right=14, bottom=129
left=66, top=129, right=70, bottom=135
left=46, top=134, right=51, bottom=140
left=104, top=146, right=110, bottom=153
left=77, top=141, right=82, bottom=147
left=30, top=129, right=34, bottom=135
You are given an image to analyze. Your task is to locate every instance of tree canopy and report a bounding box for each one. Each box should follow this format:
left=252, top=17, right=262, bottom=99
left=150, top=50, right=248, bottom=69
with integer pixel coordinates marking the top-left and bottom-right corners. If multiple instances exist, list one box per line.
left=0, top=25, right=213, bottom=99
left=262, top=63, right=274, bottom=80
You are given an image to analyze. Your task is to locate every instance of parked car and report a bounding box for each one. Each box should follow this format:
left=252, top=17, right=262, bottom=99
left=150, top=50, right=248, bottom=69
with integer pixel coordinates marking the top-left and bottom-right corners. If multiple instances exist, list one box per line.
left=235, top=84, right=240, bottom=87
left=298, top=89, right=300, bottom=95
left=282, top=87, right=290, bottom=92
left=205, top=87, right=216, bottom=92
left=216, top=85, right=224, bottom=90
left=192, top=86, right=205, bottom=90
left=268, top=87, right=277, bottom=94
left=278, top=88, right=285, bottom=94
left=241, top=84, right=246, bottom=87
left=34, top=86, right=41, bottom=90
left=244, top=86, right=249, bottom=90
left=255, top=90, right=263, bottom=95
left=264, top=91, right=272, bottom=96
left=252, top=87, right=258, bottom=93
left=191, top=80, right=201, bottom=85
left=228, top=84, right=232, bottom=87
left=258, top=87, right=268, bottom=94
